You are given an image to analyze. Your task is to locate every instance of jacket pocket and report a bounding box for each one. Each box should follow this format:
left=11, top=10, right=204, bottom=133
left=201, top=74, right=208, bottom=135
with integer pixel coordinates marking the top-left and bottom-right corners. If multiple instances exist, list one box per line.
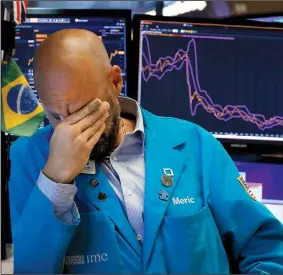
left=64, top=210, right=122, bottom=274
left=162, top=206, right=230, bottom=274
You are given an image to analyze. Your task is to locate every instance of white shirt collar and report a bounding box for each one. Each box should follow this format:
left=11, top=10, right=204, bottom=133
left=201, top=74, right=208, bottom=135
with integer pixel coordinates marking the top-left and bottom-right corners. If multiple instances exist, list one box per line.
left=118, top=96, right=145, bottom=138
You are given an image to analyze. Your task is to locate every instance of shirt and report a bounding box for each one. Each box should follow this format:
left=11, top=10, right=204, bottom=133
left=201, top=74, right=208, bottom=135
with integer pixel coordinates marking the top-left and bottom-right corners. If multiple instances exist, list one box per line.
left=37, top=97, right=145, bottom=240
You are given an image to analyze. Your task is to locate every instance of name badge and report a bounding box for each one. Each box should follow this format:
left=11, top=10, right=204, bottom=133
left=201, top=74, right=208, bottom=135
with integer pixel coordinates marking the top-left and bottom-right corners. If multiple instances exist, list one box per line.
left=82, top=160, right=96, bottom=174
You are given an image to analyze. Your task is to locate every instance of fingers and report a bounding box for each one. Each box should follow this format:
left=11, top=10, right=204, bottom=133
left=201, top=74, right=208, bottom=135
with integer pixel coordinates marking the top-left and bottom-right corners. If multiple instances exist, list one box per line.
left=87, top=123, right=106, bottom=150
left=65, top=98, right=102, bottom=125
left=76, top=102, right=109, bottom=132
left=81, top=110, right=109, bottom=141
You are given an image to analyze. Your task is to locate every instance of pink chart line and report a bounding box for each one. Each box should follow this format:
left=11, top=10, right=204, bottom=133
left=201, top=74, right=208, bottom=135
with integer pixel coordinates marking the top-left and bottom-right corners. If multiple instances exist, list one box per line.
left=141, top=35, right=283, bottom=131
left=142, top=33, right=235, bottom=41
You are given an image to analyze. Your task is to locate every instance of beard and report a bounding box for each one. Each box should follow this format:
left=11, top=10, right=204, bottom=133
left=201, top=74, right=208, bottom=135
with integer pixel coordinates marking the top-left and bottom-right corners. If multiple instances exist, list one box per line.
left=89, top=90, right=121, bottom=161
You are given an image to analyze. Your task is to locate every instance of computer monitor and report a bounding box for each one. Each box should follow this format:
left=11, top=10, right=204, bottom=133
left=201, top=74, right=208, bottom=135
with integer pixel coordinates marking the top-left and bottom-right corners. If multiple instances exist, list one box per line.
left=133, top=15, right=283, bottom=144
left=14, top=9, right=131, bottom=127
left=234, top=160, right=283, bottom=223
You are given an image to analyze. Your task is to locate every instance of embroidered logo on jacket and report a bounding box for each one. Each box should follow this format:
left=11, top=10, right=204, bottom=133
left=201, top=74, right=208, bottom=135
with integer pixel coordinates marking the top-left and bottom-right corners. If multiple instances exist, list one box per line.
left=172, top=196, right=195, bottom=205
left=65, top=253, right=108, bottom=265
left=237, top=175, right=257, bottom=201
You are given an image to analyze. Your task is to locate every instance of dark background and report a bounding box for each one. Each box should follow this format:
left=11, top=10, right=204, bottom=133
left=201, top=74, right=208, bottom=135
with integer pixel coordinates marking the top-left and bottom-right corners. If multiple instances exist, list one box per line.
left=140, top=30, right=283, bottom=138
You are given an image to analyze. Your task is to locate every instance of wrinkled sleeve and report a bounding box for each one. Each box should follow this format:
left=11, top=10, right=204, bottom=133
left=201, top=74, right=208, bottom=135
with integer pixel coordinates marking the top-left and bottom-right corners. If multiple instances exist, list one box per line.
left=37, top=172, right=79, bottom=224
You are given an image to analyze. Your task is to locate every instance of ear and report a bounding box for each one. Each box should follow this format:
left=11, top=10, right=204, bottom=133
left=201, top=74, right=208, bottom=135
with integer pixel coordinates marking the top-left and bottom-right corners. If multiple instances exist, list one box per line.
left=109, top=65, right=123, bottom=96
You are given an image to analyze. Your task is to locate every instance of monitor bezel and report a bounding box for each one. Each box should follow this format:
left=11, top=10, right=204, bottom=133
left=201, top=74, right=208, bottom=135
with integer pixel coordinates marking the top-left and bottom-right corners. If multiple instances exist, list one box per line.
left=25, top=8, right=134, bottom=99
left=132, top=14, right=283, bottom=150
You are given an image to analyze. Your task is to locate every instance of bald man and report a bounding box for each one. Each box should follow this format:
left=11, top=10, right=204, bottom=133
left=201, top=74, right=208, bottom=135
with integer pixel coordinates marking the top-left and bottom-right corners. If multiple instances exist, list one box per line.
left=9, top=29, right=283, bottom=274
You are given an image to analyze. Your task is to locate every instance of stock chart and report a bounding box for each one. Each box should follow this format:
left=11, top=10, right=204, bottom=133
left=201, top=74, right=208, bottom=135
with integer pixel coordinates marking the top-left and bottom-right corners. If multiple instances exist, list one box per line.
left=139, top=21, right=283, bottom=141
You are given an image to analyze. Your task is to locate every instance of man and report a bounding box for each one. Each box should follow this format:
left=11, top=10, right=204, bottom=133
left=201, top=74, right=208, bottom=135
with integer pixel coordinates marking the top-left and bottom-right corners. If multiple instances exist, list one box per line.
left=9, top=29, right=283, bottom=274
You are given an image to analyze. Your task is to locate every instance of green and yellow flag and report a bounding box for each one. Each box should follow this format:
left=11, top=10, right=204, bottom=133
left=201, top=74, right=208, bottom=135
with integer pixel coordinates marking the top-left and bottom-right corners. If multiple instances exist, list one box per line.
left=1, top=58, right=45, bottom=136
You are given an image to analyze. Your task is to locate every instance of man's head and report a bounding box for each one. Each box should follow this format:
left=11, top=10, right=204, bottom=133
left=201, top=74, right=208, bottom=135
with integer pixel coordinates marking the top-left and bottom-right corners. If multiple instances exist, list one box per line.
left=33, top=29, right=123, bottom=160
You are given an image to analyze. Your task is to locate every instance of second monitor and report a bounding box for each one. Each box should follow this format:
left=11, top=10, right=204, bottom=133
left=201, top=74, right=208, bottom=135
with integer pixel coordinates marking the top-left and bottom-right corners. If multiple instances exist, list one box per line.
left=14, top=9, right=131, bottom=98
left=134, top=16, right=283, bottom=144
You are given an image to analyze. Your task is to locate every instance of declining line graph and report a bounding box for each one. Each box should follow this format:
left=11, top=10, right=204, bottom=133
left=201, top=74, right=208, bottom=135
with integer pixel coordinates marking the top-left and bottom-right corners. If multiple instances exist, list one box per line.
left=141, top=35, right=283, bottom=131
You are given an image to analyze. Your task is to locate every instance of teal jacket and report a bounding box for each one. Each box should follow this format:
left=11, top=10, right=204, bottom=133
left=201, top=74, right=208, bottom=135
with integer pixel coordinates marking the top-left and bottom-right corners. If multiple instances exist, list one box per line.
left=9, top=109, right=283, bottom=274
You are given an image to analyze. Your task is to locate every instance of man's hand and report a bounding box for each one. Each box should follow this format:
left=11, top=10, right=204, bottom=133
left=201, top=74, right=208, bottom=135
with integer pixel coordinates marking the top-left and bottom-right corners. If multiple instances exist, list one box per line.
left=43, top=99, right=109, bottom=184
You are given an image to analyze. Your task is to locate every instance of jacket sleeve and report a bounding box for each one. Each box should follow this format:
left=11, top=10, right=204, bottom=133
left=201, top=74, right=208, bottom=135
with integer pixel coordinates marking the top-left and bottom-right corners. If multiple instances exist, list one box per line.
left=208, top=138, right=283, bottom=274
left=8, top=138, right=80, bottom=274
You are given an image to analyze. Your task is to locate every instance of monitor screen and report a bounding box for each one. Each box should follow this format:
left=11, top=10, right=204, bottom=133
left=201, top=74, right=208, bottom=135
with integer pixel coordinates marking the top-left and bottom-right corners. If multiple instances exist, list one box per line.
left=249, top=16, right=283, bottom=24
left=14, top=13, right=129, bottom=127
left=234, top=161, right=283, bottom=223
left=137, top=19, right=283, bottom=142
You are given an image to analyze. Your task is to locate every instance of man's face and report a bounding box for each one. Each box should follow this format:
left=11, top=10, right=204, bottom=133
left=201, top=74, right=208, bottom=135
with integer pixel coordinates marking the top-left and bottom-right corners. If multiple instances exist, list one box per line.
left=89, top=85, right=121, bottom=160
left=42, top=80, right=121, bottom=161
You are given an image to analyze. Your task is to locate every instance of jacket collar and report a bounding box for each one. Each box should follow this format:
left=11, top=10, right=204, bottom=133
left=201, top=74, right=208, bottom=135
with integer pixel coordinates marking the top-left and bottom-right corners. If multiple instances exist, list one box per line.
left=141, top=107, right=187, bottom=149
left=141, top=108, right=189, bottom=268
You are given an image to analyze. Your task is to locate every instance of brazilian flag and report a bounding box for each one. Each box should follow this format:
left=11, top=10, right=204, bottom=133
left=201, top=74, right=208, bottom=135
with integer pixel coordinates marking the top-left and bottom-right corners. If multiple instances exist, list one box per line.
left=1, top=58, right=44, bottom=136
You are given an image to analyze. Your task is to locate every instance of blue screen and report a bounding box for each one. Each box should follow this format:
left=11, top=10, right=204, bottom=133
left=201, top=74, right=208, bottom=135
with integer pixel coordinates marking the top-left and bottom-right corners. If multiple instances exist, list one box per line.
left=249, top=16, right=283, bottom=24
left=138, top=20, right=283, bottom=142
